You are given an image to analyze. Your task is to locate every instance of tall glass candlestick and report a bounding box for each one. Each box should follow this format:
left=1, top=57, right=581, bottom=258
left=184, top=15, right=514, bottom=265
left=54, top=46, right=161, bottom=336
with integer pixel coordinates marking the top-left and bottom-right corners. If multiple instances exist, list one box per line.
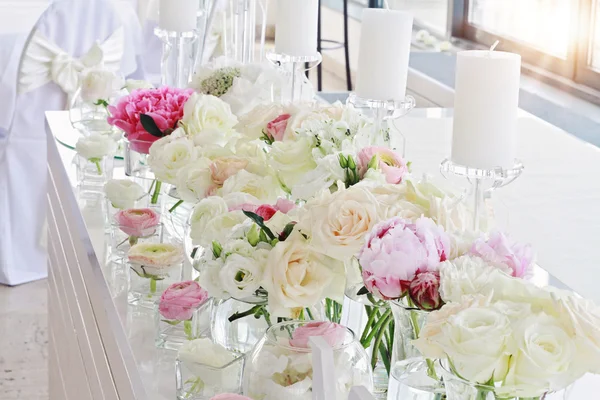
left=267, top=52, right=321, bottom=103
left=155, top=29, right=197, bottom=88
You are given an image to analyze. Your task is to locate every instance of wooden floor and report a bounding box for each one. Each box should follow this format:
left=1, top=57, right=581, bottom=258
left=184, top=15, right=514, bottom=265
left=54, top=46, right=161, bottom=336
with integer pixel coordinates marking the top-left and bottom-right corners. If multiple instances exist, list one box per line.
left=0, top=280, right=48, bottom=400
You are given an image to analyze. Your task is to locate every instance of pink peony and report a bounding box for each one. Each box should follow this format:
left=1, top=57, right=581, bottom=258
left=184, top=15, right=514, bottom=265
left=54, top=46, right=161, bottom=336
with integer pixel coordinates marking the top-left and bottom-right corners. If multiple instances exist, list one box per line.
left=158, top=281, right=209, bottom=321
left=357, top=146, right=407, bottom=184
left=265, top=114, right=291, bottom=142
left=210, top=395, right=252, bottom=400
left=470, top=231, right=534, bottom=278
left=408, top=271, right=443, bottom=311
left=107, top=86, right=193, bottom=154
left=289, top=321, right=347, bottom=348
left=358, top=216, right=450, bottom=300
left=115, top=208, right=160, bottom=238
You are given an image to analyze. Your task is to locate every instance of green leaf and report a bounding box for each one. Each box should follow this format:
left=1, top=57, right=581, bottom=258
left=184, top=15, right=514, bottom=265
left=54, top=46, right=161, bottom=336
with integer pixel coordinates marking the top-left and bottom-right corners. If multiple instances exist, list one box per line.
left=93, top=99, right=109, bottom=107
left=140, top=113, right=164, bottom=138
left=243, top=211, right=275, bottom=240
left=212, top=241, right=222, bottom=258
left=278, top=222, right=297, bottom=241
left=357, top=286, right=370, bottom=296
left=367, top=155, right=379, bottom=170
left=161, top=319, right=181, bottom=326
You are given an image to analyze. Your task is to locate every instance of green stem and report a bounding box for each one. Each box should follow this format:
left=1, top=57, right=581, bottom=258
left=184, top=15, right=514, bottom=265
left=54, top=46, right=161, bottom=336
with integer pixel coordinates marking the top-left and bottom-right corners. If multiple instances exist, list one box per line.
left=371, top=313, right=393, bottom=370
left=150, top=277, right=157, bottom=294
left=363, top=309, right=392, bottom=348
left=151, top=180, right=161, bottom=204
left=305, top=307, right=314, bottom=320
left=378, top=340, right=391, bottom=375
left=228, top=305, right=262, bottom=323
left=360, top=305, right=379, bottom=345
left=94, top=160, right=102, bottom=175
left=128, top=236, right=138, bottom=246
left=407, top=298, right=438, bottom=381
left=169, top=199, right=184, bottom=213
left=183, top=320, right=193, bottom=340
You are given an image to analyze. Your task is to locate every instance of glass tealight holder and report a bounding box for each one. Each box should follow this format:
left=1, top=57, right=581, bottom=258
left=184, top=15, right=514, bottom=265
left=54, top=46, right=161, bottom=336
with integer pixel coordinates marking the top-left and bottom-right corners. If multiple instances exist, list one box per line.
left=75, top=154, right=114, bottom=190
left=110, top=218, right=164, bottom=259
left=155, top=298, right=212, bottom=350
left=127, top=262, right=184, bottom=309
left=175, top=352, right=245, bottom=399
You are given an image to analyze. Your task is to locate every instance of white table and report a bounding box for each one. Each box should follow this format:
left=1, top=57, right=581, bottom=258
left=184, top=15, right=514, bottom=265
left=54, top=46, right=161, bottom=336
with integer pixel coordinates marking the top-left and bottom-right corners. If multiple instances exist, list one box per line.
left=46, top=108, right=600, bottom=400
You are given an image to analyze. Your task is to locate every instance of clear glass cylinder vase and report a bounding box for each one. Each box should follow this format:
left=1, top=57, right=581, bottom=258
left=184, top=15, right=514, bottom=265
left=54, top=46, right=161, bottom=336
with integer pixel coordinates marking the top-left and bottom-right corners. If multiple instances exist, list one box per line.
left=127, top=262, right=184, bottom=308
left=155, top=28, right=197, bottom=88
left=75, top=154, right=114, bottom=190
left=389, top=298, right=430, bottom=364
left=124, top=138, right=156, bottom=179
left=155, top=298, right=212, bottom=350
left=387, top=357, right=446, bottom=400
left=69, top=87, right=115, bottom=135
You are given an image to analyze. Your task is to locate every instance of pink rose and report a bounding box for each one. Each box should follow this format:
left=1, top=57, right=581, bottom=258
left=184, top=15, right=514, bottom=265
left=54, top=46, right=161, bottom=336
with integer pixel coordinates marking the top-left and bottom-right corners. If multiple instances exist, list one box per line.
left=357, top=146, right=407, bottom=184
left=230, top=198, right=295, bottom=221
left=470, top=231, right=534, bottom=278
left=107, top=86, right=193, bottom=154
left=289, top=321, right=347, bottom=348
left=158, top=281, right=209, bottom=321
left=358, top=216, right=450, bottom=300
left=209, top=157, right=249, bottom=186
left=210, top=395, right=252, bottom=400
left=408, top=271, right=443, bottom=311
left=265, top=114, right=291, bottom=142
left=115, top=208, right=160, bottom=238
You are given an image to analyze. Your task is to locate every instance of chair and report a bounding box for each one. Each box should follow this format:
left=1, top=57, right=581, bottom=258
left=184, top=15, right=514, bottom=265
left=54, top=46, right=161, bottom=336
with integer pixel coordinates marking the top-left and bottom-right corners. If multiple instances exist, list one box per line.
left=0, top=0, right=139, bottom=285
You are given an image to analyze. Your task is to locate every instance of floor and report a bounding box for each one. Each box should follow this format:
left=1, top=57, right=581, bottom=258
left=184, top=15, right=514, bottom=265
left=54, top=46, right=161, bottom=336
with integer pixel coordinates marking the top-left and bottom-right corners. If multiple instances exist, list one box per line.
left=0, top=280, right=48, bottom=400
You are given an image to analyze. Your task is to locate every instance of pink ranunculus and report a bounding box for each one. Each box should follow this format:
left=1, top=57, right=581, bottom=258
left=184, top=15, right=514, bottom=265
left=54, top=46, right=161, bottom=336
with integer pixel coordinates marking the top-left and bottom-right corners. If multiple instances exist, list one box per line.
left=209, top=157, right=249, bottom=186
left=408, top=271, right=443, bottom=311
left=265, top=113, right=291, bottom=142
left=357, top=146, right=407, bottom=184
left=289, top=321, right=347, bottom=348
left=358, top=216, right=450, bottom=300
left=274, top=198, right=296, bottom=214
left=115, top=208, right=160, bottom=238
left=107, top=86, right=193, bottom=154
left=470, top=231, right=534, bottom=278
left=210, top=395, right=252, bottom=400
left=158, top=281, right=209, bottom=321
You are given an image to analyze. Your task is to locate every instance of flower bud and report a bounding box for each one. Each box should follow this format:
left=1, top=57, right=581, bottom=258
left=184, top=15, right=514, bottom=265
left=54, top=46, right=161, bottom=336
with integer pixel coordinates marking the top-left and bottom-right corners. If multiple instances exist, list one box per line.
left=408, top=271, right=443, bottom=311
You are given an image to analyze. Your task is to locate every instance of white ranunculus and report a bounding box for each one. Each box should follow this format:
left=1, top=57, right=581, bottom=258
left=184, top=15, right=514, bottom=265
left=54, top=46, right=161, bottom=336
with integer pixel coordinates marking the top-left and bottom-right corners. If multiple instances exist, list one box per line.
left=75, top=133, right=117, bottom=159
left=268, top=137, right=316, bottom=188
left=296, top=185, right=384, bottom=262
left=500, top=313, right=580, bottom=398
left=221, top=170, right=283, bottom=204
left=177, top=338, right=241, bottom=386
left=104, top=179, right=145, bottom=209
left=124, top=79, right=153, bottom=92
left=189, top=196, right=229, bottom=244
left=181, top=93, right=238, bottom=146
left=175, top=158, right=215, bottom=202
left=262, top=232, right=345, bottom=317
left=80, top=69, right=123, bottom=102
left=438, top=255, right=507, bottom=303
left=147, top=130, right=197, bottom=184
left=219, top=253, right=264, bottom=299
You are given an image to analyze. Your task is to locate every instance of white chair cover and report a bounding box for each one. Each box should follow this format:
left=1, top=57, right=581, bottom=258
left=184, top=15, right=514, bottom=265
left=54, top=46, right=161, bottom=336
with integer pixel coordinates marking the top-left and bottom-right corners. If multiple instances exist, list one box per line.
left=0, top=0, right=139, bottom=285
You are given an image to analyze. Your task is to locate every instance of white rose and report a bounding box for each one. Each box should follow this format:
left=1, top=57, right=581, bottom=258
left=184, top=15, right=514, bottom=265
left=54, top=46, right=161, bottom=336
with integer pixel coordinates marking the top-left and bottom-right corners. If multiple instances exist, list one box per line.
left=75, top=133, right=117, bottom=159
left=124, top=79, right=153, bottom=92
left=104, top=179, right=145, bottom=209
left=439, top=255, right=507, bottom=303
left=268, top=137, right=317, bottom=188
left=197, top=258, right=230, bottom=299
left=222, top=192, right=261, bottom=209
left=189, top=196, right=229, bottom=244
left=501, top=313, right=580, bottom=398
left=181, top=93, right=238, bottom=146
left=175, top=158, right=215, bottom=202
left=364, top=183, right=425, bottom=221
left=80, top=69, right=123, bottom=102
left=177, top=338, right=241, bottom=389
left=221, top=170, right=283, bottom=204
left=296, top=185, right=384, bottom=262
left=147, top=130, right=197, bottom=184
left=262, top=232, right=345, bottom=317
left=219, top=253, right=264, bottom=299
left=236, top=103, right=285, bottom=140
left=232, top=139, right=269, bottom=175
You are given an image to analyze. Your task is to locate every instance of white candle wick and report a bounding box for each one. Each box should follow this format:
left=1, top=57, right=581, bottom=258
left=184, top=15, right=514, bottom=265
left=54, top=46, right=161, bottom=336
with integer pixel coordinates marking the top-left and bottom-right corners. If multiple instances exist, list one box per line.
left=489, top=40, right=500, bottom=52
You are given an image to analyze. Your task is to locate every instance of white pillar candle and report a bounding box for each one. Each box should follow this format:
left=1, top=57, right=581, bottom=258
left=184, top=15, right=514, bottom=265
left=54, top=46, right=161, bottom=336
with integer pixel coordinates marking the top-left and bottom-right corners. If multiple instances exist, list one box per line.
left=355, top=9, right=413, bottom=101
left=158, top=0, right=199, bottom=32
left=275, top=0, right=319, bottom=57
left=451, top=50, right=521, bottom=169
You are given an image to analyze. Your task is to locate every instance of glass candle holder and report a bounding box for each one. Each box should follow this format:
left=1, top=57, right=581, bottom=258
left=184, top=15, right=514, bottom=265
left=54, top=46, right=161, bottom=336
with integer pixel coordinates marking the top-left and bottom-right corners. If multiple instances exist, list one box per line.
left=75, top=154, right=114, bottom=190
left=110, top=214, right=163, bottom=258
left=155, top=298, right=212, bottom=350
left=175, top=345, right=245, bottom=399
left=127, top=261, right=184, bottom=308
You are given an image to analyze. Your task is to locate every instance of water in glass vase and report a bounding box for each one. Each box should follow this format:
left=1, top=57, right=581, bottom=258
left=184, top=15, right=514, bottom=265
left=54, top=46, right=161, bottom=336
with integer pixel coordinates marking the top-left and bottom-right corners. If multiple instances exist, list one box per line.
left=387, top=357, right=446, bottom=400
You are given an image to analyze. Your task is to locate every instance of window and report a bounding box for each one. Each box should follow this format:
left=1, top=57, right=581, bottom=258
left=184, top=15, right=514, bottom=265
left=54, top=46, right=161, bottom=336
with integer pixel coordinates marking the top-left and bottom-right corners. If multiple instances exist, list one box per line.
left=591, top=0, right=600, bottom=70
left=389, top=0, right=449, bottom=34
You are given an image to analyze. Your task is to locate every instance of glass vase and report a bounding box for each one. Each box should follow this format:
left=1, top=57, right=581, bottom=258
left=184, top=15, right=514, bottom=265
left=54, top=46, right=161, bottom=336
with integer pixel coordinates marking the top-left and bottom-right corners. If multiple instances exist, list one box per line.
left=155, top=298, right=212, bottom=350
left=75, top=154, right=113, bottom=190
left=389, top=298, right=430, bottom=364
left=110, top=217, right=163, bottom=258
left=127, top=262, right=184, bottom=308
left=69, top=87, right=115, bottom=135
left=162, top=186, right=193, bottom=244
left=387, top=357, right=446, bottom=400
left=242, top=321, right=373, bottom=400
left=124, top=137, right=156, bottom=179
left=175, top=347, right=245, bottom=399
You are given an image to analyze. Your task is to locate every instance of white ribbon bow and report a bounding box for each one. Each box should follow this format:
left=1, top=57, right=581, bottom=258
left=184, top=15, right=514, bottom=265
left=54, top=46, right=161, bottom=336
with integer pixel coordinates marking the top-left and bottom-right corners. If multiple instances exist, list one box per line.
left=18, top=27, right=125, bottom=96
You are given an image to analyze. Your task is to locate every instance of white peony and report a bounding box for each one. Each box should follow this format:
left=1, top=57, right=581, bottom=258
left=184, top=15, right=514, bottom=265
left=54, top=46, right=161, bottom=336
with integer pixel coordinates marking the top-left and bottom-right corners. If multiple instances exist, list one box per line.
left=80, top=69, right=123, bottom=102
left=221, top=170, right=283, bottom=204
left=175, top=158, right=215, bottom=202
left=180, top=93, right=238, bottom=146
left=124, top=79, right=153, bottom=92
left=268, top=137, right=317, bottom=189
left=104, top=179, right=145, bottom=209
left=296, top=185, right=384, bottom=262
left=147, top=129, right=197, bottom=184
left=219, top=253, right=264, bottom=299
left=262, top=232, right=345, bottom=317
left=75, top=133, right=117, bottom=160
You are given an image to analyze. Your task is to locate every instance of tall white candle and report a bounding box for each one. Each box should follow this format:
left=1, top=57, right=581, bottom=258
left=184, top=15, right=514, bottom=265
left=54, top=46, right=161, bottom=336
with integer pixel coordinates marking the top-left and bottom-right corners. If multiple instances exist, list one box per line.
left=451, top=50, right=521, bottom=169
left=158, top=0, right=199, bottom=32
left=275, top=0, right=319, bottom=57
left=356, top=9, right=413, bottom=101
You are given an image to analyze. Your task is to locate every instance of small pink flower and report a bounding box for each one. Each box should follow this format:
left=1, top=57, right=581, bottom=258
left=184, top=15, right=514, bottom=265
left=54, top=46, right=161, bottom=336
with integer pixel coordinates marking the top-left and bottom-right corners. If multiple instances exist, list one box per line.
left=255, top=205, right=278, bottom=221
left=289, top=321, right=347, bottom=348
left=357, top=146, right=407, bottom=184
left=408, top=271, right=443, bottom=311
left=210, top=395, right=252, bottom=400
left=209, top=157, right=249, bottom=186
left=115, top=208, right=160, bottom=238
left=159, top=281, right=209, bottom=321
left=470, top=231, right=534, bottom=278
left=107, top=86, right=193, bottom=154
left=230, top=199, right=295, bottom=221
left=265, top=114, right=291, bottom=141
left=358, top=216, right=450, bottom=300
left=274, top=198, right=296, bottom=214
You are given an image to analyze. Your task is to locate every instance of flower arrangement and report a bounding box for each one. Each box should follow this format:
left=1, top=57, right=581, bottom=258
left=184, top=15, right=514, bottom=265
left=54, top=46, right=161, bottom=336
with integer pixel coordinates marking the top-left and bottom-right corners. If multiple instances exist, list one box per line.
left=157, top=281, right=209, bottom=343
